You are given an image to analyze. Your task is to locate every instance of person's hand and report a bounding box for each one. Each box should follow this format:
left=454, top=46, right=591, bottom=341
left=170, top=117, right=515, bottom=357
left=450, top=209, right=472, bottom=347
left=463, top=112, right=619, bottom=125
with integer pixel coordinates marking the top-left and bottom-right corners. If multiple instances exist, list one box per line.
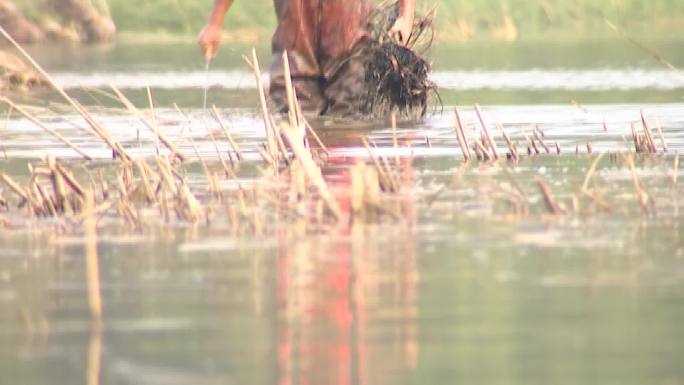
left=389, top=15, right=414, bottom=45
left=198, top=23, right=222, bottom=62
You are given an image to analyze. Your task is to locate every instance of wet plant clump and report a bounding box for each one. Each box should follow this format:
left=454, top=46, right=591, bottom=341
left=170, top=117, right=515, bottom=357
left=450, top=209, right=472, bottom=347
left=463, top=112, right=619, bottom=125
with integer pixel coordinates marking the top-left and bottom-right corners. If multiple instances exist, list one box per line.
left=364, top=42, right=433, bottom=116
left=361, top=1, right=439, bottom=117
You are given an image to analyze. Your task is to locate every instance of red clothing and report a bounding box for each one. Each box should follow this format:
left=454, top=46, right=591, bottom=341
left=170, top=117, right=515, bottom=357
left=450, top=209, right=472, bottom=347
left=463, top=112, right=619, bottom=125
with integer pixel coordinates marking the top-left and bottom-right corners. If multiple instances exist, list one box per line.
left=272, top=0, right=373, bottom=77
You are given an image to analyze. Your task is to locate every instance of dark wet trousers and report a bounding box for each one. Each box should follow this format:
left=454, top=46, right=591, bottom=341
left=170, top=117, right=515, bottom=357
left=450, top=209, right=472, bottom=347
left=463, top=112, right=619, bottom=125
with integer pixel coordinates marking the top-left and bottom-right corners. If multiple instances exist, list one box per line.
left=268, top=43, right=371, bottom=117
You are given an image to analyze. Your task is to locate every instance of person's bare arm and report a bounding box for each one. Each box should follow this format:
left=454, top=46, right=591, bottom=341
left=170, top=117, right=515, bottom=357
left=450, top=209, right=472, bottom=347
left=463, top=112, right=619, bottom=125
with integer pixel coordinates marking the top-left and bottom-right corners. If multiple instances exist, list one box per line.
left=198, top=0, right=234, bottom=61
left=390, top=0, right=416, bottom=45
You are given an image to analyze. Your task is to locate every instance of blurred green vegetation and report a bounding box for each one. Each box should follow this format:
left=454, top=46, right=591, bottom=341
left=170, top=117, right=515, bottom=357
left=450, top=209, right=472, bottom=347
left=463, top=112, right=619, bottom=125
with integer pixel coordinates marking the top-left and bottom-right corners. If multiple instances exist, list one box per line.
left=17, top=0, right=684, bottom=38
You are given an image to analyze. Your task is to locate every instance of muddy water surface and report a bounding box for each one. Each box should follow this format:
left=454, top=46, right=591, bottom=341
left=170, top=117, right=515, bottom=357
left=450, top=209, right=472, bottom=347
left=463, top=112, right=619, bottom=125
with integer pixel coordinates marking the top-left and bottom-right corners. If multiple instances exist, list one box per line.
left=1, top=38, right=684, bottom=385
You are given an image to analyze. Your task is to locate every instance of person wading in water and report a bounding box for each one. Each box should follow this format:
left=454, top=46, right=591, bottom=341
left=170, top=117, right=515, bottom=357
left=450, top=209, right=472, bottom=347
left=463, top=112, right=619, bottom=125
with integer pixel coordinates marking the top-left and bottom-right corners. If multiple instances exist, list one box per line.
left=198, top=0, right=416, bottom=116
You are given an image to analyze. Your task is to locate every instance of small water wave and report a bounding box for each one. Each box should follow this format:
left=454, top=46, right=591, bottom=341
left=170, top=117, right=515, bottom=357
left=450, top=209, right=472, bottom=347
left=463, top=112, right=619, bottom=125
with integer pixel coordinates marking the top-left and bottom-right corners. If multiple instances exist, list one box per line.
left=2, top=104, right=683, bottom=160
left=51, top=68, right=684, bottom=91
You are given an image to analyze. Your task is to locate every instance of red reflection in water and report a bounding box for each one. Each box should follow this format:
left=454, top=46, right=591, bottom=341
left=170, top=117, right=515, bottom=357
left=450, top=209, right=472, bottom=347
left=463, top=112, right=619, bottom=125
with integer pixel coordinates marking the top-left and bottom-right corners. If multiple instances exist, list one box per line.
left=276, top=138, right=419, bottom=385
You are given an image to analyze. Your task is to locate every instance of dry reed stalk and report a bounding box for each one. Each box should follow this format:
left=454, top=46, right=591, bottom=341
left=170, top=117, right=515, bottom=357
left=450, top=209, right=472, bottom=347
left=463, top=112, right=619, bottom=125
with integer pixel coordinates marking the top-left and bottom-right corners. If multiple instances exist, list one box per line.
left=281, top=122, right=342, bottom=221
left=533, top=125, right=550, bottom=154
left=269, top=114, right=291, bottom=164
left=134, top=160, right=156, bottom=203
left=257, top=144, right=275, bottom=166
left=529, top=135, right=540, bottom=155
left=673, top=153, right=680, bottom=185
left=84, top=189, right=103, bottom=323
left=155, top=156, right=179, bottom=195
left=654, top=114, right=668, bottom=153
left=202, top=130, right=244, bottom=199
left=0, top=26, right=130, bottom=161
left=581, top=152, right=606, bottom=192
left=47, top=156, right=69, bottom=212
left=189, top=136, right=219, bottom=197
left=86, top=325, right=102, bottom=385
left=361, top=137, right=395, bottom=192
left=351, top=161, right=382, bottom=217
left=291, top=91, right=329, bottom=155
left=211, top=105, right=242, bottom=161
left=98, top=170, right=109, bottom=200
left=605, top=20, right=684, bottom=81
left=146, top=86, right=161, bottom=155
left=474, top=139, right=491, bottom=161
left=537, top=179, right=565, bottom=214
left=72, top=197, right=116, bottom=225
left=474, top=104, right=499, bottom=159
left=244, top=49, right=277, bottom=159
left=302, top=118, right=328, bottom=155
left=34, top=182, right=55, bottom=216
left=281, top=51, right=299, bottom=129
left=1, top=97, right=92, bottom=160
left=453, top=108, right=472, bottom=161
left=55, top=163, right=86, bottom=199
left=625, top=155, right=650, bottom=213
left=205, top=126, right=239, bottom=182
left=179, top=183, right=203, bottom=222
left=579, top=152, right=612, bottom=211
left=378, top=145, right=401, bottom=191
left=581, top=152, right=607, bottom=192
left=1, top=173, right=30, bottom=203
left=496, top=121, right=518, bottom=161
left=640, top=109, right=657, bottom=153
left=631, top=124, right=642, bottom=153
left=110, top=86, right=185, bottom=161
left=116, top=171, right=129, bottom=201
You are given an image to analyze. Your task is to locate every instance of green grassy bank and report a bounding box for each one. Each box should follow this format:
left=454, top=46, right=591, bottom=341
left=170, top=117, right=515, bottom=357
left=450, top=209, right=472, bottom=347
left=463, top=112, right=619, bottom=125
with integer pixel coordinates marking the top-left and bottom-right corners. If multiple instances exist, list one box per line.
left=19, top=0, right=684, bottom=41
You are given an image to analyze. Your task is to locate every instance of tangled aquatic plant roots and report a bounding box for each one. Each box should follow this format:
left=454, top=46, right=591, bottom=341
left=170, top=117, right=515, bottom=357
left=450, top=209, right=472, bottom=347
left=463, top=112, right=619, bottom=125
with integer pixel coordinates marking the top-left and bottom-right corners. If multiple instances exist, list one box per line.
left=362, top=1, right=439, bottom=117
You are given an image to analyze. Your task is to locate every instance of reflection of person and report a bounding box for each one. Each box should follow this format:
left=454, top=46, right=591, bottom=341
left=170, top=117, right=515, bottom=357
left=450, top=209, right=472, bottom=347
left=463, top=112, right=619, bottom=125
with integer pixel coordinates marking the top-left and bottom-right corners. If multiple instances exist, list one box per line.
left=198, top=0, right=416, bottom=115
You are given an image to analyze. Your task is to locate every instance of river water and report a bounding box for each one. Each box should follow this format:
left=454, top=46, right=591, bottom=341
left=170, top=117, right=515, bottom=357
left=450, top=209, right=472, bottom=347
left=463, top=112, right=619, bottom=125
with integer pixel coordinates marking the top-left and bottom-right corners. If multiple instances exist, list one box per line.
left=1, top=37, right=684, bottom=385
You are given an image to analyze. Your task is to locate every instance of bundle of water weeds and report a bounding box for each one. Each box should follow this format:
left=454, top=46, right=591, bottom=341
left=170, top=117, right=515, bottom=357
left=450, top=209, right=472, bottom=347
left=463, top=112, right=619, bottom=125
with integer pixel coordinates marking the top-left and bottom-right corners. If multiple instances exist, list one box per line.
left=362, top=1, right=439, bottom=117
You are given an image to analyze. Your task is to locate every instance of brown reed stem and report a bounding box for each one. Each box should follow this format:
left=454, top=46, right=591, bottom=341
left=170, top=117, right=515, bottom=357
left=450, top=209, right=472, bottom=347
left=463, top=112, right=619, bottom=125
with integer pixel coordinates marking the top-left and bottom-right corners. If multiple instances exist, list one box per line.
left=362, top=137, right=397, bottom=192
left=625, top=155, right=650, bottom=214
left=533, top=125, right=550, bottom=154
left=474, top=104, right=499, bottom=160
left=84, top=189, right=103, bottom=323
left=453, top=108, right=471, bottom=161
left=245, top=49, right=277, bottom=160
left=640, top=108, right=657, bottom=153
left=55, top=163, right=86, bottom=198
left=282, top=51, right=299, bottom=129
left=1, top=173, right=30, bottom=203
left=281, top=123, right=342, bottom=221
left=605, top=20, right=684, bottom=81
left=581, top=152, right=607, bottom=193
left=654, top=113, right=668, bottom=153
left=0, top=25, right=130, bottom=161
left=146, top=86, right=161, bottom=155
left=537, top=179, right=565, bottom=214
left=673, top=153, right=680, bottom=185
left=496, top=121, right=518, bottom=161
